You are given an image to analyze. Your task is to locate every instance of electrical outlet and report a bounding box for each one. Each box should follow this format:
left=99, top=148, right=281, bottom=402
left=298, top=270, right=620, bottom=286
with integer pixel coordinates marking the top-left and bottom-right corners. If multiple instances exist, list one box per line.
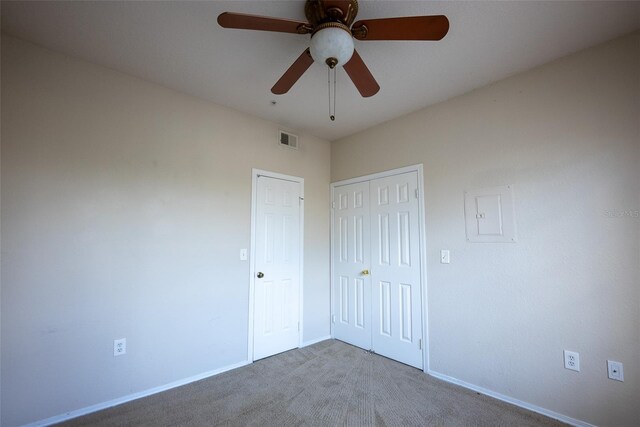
left=114, top=338, right=126, bottom=356
left=564, top=350, right=580, bottom=372
left=607, top=360, right=624, bottom=381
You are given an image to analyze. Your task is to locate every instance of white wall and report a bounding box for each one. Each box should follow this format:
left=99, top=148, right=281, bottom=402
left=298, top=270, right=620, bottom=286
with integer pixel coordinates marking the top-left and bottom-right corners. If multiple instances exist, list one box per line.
left=0, top=36, right=330, bottom=426
left=332, top=33, right=639, bottom=426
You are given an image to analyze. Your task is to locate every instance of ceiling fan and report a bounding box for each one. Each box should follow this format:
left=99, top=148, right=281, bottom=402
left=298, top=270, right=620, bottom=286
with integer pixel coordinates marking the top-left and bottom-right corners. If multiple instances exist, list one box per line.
left=218, top=0, right=449, bottom=118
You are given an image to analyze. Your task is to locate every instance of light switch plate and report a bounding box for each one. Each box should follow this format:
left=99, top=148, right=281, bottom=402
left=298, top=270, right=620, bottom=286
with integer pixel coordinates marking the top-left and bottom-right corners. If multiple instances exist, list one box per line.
left=440, top=250, right=450, bottom=264
left=240, top=249, right=248, bottom=261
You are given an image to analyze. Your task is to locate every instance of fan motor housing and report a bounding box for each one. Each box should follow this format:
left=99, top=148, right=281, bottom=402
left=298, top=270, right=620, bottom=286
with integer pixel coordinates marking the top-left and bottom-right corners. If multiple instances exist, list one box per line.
left=305, top=0, right=359, bottom=28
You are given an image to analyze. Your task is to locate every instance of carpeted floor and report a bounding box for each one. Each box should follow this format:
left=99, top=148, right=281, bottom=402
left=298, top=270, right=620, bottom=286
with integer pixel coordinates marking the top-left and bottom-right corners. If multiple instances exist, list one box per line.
left=60, top=339, right=565, bottom=426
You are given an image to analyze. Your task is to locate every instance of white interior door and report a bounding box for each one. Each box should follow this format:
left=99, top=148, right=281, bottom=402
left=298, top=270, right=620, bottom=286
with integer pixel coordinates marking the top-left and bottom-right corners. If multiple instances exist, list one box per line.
left=332, top=170, right=423, bottom=369
left=370, top=172, right=423, bottom=369
left=332, top=181, right=372, bottom=350
left=253, top=175, right=301, bottom=361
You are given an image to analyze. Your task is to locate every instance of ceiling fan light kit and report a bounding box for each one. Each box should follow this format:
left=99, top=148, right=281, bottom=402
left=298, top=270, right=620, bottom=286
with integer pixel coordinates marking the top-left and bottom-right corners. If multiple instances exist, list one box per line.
left=218, top=0, right=449, bottom=120
left=309, top=23, right=354, bottom=68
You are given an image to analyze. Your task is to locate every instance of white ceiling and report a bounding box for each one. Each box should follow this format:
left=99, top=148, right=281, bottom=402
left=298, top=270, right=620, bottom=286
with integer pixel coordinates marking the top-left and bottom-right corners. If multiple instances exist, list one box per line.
left=2, top=1, right=639, bottom=141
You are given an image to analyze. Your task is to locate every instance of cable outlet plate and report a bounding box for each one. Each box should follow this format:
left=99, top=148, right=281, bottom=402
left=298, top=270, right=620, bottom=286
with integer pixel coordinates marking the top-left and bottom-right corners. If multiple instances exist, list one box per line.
left=564, top=350, right=580, bottom=372
left=114, top=338, right=126, bottom=356
left=607, top=360, right=624, bottom=381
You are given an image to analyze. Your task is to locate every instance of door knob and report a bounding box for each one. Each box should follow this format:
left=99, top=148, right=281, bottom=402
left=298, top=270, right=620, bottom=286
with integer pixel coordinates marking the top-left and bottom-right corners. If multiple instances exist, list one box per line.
left=361, top=269, right=369, bottom=276
left=257, top=272, right=264, bottom=278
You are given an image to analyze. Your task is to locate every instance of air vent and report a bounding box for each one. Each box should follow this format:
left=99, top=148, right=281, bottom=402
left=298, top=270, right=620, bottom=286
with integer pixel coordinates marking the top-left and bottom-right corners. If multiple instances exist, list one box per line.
left=279, top=130, right=298, bottom=150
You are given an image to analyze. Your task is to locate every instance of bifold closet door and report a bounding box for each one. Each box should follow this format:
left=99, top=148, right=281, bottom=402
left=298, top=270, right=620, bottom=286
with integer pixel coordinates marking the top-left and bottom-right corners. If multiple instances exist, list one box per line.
left=332, top=171, right=423, bottom=369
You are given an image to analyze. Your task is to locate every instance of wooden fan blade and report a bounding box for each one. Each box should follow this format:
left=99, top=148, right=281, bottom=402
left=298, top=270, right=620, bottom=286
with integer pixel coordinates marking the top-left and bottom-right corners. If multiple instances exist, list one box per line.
left=271, top=49, right=314, bottom=95
left=343, top=50, right=380, bottom=98
left=352, top=15, right=449, bottom=41
left=217, top=12, right=311, bottom=34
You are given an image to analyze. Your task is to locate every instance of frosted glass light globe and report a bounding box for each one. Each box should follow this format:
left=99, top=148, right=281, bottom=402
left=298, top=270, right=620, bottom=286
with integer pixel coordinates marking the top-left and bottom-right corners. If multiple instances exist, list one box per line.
left=309, top=27, right=354, bottom=68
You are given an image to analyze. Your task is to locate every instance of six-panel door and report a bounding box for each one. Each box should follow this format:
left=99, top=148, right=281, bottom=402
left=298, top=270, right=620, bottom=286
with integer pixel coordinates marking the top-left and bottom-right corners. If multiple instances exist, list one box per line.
left=370, top=172, right=423, bottom=369
left=254, top=176, right=301, bottom=361
left=332, top=181, right=372, bottom=350
left=332, top=171, right=423, bottom=369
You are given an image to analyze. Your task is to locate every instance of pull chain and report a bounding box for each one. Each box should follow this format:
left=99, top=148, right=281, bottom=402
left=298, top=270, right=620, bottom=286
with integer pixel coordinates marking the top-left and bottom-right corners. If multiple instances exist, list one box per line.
left=328, top=66, right=336, bottom=121
left=333, top=66, right=337, bottom=121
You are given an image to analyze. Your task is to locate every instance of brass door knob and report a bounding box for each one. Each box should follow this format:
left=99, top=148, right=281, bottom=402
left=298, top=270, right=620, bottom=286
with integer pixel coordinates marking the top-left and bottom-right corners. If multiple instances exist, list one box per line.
left=361, top=269, right=369, bottom=276
left=257, top=272, right=264, bottom=278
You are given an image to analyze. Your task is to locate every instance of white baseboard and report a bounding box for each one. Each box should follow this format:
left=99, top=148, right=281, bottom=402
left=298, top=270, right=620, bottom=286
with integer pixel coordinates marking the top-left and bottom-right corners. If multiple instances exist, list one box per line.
left=301, top=335, right=332, bottom=347
left=427, top=370, right=594, bottom=427
left=25, top=360, right=251, bottom=427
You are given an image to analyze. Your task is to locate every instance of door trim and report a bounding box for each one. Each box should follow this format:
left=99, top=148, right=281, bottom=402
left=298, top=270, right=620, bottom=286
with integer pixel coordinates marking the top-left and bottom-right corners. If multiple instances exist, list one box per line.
left=248, top=168, right=304, bottom=362
left=330, top=164, right=429, bottom=372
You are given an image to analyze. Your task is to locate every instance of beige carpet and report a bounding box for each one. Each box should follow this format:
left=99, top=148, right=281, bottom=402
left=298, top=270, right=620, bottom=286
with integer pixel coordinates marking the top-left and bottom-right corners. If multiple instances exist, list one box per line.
left=60, top=339, right=565, bottom=426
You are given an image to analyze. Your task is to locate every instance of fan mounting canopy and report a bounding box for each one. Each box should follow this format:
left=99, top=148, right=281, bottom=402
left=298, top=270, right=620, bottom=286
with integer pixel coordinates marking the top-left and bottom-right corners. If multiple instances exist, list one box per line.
left=305, top=0, right=360, bottom=28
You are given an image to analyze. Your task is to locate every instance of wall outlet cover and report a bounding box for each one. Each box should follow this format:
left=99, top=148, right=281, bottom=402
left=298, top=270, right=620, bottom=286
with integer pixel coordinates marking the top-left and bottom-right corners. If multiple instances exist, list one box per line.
left=114, top=338, right=126, bottom=356
left=607, top=360, right=624, bottom=381
left=564, top=350, right=580, bottom=372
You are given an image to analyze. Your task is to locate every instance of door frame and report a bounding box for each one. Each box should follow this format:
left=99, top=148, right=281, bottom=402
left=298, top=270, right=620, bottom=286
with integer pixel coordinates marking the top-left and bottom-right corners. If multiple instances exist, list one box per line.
left=330, top=164, right=429, bottom=372
left=248, top=168, right=305, bottom=362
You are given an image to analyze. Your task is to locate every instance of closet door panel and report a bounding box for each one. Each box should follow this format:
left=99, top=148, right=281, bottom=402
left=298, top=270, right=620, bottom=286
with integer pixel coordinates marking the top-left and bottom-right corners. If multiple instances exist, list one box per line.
left=370, top=172, right=423, bottom=369
left=332, top=182, right=372, bottom=350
